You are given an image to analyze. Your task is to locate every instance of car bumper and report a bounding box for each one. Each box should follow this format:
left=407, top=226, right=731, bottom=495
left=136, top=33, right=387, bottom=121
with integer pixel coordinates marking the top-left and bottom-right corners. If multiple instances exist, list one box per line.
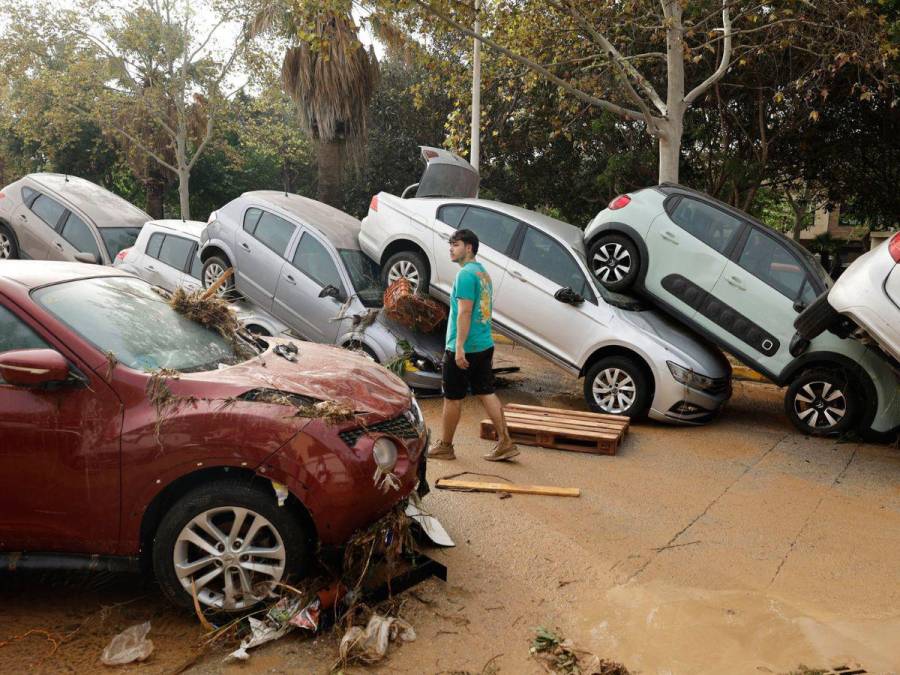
left=649, top=381, right=731, bottom=425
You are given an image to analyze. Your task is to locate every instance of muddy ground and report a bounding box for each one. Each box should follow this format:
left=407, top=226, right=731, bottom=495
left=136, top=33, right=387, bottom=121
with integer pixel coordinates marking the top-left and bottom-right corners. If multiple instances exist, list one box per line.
left=1, top=342, right=898, bottom=674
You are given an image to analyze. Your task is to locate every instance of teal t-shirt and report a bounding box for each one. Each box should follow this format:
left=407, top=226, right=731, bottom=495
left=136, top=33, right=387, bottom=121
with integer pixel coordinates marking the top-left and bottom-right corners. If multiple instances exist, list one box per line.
left=446, top=261, right=494, bottom=353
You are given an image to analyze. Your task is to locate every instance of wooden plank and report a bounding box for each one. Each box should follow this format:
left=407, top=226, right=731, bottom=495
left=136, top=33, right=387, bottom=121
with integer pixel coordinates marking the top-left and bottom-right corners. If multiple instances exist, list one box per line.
left=483, top=418, right=620, bottom=441
left=435, top=478, right=580, bottom=498
left=505, top=403, right=629, bottom=425
left=481, top=422, right=617, bottom=456
left=504, top=411, right=627, bottom=433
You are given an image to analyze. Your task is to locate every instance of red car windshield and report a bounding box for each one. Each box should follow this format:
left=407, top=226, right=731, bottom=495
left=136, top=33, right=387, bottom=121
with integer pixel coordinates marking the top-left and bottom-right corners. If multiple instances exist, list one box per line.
left=33, top=276, right=256, bottom=372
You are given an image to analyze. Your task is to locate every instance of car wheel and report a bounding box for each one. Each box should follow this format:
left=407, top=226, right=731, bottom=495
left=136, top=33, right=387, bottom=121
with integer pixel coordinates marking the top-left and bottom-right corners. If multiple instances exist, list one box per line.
left=588, top=234, right=640, bottom=292
left=584, top=356, right=650, bottom=418
left=793, top=292, right=840, bottom=341
left=383, top=251, right=430, bottom=294
left=784, top=368, right=859, bottom=436
left=152, top=480, right=311, bottom=614
left=202, top=255, right=236, bottom=298
left=0, top=224, right=18, bottom=259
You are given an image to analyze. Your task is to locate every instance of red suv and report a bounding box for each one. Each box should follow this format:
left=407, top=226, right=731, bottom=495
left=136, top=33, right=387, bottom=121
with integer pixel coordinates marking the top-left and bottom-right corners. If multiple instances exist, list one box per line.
left=0, top=261, right=427, bottom=612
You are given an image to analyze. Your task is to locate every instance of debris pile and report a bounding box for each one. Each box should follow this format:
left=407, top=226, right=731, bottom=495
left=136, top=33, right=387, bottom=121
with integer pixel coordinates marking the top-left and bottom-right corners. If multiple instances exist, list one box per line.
left=339, top=613, right=416, bottom=665
left=168, top=287, right=242, bottom=340
left=383, top=278, right=447, bottom=333
left=530, top=627, right=629, bottom=675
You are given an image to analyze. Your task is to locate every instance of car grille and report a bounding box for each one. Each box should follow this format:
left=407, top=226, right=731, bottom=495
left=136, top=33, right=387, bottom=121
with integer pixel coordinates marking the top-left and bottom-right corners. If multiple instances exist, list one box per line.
left=339, top=415, right=420, bottom=447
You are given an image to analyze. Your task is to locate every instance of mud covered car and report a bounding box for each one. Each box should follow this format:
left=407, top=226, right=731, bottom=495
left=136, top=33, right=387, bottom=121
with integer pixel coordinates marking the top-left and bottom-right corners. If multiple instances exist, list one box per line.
left=0, top=261, right=427, bottom=612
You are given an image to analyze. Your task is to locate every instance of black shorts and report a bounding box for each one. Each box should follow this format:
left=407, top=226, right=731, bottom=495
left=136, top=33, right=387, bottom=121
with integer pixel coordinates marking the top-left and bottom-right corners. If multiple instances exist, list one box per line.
left=442, top=347, right=495, bottom=399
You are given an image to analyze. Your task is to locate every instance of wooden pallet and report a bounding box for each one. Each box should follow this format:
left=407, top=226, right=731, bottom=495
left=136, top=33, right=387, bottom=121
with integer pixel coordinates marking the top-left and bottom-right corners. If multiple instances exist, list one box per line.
left=480, top=403, right=628, bottom=455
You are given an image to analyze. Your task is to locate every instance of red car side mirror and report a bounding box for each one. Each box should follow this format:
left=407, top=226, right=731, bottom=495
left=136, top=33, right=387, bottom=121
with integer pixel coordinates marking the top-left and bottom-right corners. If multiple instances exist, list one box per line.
left=0, top=349, right=71, bottom=387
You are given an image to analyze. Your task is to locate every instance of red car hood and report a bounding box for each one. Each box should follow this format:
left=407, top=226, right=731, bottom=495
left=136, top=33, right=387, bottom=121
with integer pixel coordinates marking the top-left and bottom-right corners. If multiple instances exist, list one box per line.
left=178, top=339, right=411, bottom=418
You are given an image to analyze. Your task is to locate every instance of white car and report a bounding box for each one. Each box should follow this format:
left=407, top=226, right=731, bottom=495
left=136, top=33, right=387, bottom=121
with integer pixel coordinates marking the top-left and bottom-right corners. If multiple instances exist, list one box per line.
left=794, top=231, right=900, bottom=364
left=115, top=219, right=290, bottom=338
left=359, top=149, right=733, bottom=424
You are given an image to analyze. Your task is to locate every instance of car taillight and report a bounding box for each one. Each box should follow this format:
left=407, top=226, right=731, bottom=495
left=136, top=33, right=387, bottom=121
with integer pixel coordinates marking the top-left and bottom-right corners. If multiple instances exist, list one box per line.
left=369, top=195, right=378, bottom=212
left=889, top=232, right=900, bottom=263
left=115, top=247, right=131, bottom=262
left=609, top=194, right=631, bottom=210
left=207, top=210, right=217, bottom=224
left=0, top=192, right=5, bottom=199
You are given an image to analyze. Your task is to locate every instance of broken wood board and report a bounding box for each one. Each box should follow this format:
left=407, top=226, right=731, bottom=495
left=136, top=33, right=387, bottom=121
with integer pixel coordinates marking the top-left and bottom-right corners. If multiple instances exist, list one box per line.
left=481, top=403, right=629, bottom=455
left=435, top=478, right=580, bottom=498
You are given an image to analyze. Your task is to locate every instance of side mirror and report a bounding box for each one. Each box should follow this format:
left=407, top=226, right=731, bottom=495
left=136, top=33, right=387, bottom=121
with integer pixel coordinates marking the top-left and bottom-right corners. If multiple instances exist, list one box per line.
left=0, top=349, right=71, bottom=387
left=318, top=285, right=346, bottom=303
left=74, top=252, right=98, bottom=264
left=554, top=287, right=584, bottom=305
left=400, top=183, right=419, bottom=199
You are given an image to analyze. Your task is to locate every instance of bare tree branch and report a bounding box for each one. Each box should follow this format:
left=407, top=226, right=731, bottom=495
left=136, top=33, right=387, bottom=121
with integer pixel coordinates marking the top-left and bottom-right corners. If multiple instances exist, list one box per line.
left=685, top=1, right=732, bottom=106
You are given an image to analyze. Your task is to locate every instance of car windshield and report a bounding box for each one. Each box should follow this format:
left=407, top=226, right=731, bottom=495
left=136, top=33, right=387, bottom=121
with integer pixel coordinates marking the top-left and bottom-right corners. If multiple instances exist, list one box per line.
left=33, top=276, right=257, bottom=372
left=339, top=249, right=384, bottom=307
left=100, top=227, right=143, bottom=260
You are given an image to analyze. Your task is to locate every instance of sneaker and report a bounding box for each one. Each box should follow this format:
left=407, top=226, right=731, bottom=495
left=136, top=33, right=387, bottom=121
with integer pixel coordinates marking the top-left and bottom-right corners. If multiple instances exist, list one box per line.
left=483, top=439, right=520, bottom=462
left=427, top=439, right=456, bottom=460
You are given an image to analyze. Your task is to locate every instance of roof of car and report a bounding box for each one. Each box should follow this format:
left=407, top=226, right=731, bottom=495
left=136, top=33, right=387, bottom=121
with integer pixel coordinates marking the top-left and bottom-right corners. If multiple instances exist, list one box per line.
left=27, top=173, right=151, bottom=229
left=0, top=260, right=129, bottom=290
left=145, top=219, right=205, bottom=240
left=241, top=191, right=361, bottom=249
left=426, top=198, right=587, bottom=254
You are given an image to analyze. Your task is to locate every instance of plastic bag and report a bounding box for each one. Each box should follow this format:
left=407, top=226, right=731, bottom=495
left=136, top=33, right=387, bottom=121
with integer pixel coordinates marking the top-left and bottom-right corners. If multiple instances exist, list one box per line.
left=100, top=621, right=154, bottom=666
left=339, top=614, right=416, bottom=664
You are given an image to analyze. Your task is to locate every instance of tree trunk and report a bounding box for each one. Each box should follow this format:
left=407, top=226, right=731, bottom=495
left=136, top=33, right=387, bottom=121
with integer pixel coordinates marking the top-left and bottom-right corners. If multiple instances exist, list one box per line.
left=316, top=138, right=345, bottom=207
left=658, top=123, right=682, bottom=184
left=177, top=167, right=191, bottom=220
left=661, top=1, right=685, bottom=184
left=145, top=180, right=165, bottom=219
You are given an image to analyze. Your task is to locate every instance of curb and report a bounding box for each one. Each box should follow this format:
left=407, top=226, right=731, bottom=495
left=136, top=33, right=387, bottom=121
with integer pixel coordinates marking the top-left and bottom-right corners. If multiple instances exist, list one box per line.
left=732, top=365, right=770, bottom=384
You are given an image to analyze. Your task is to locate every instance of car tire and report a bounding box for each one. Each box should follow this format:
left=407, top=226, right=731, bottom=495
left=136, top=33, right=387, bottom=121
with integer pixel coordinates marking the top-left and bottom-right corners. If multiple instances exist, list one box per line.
left=588, top=234, right=640, bottom=292
left=382, top=251, right=430, bottom=295
left=202, top=255, right=237, bottom=298
left=793, top=292, right=840, bottom=341
left=784, top=368, right=859, bottom=436
left=584, top=356, right=651, bottom=419
left=0, top=223, right=18, bottom=259
left=152, top=480, right=311, bottom=614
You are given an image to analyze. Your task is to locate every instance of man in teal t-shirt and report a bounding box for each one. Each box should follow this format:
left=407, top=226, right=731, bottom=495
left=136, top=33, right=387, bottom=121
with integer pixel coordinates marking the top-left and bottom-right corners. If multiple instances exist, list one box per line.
left=427, top=229, right=519, bottom=462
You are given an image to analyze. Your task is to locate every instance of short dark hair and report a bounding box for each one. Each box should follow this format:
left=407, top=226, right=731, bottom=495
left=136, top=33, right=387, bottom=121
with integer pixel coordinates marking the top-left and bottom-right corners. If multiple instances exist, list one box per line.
left=449, top=228, right=479, bottom=254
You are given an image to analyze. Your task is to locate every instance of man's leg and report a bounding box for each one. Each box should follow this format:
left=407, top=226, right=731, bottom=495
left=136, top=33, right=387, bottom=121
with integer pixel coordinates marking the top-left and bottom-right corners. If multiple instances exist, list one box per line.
left=441, top=397, right=463, bottom=444
left=477, top=393, right=510, bottom=443
left=470, top=347, right=519, bottom=461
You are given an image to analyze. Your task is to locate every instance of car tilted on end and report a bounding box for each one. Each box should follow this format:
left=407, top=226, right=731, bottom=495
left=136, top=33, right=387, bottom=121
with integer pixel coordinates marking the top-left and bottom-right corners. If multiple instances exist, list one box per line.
left=0, top=262, right=426, bottom=612
left=0, top=173, right=148, bottom=264
left=584, top=184, right=900, bottom=437
left=360, top=149, right=733, bottom=424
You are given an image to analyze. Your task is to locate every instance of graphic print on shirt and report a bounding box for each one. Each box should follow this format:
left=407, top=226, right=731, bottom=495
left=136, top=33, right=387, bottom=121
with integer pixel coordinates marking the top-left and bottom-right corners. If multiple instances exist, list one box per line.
left=476, top=270, right=492, bottom=325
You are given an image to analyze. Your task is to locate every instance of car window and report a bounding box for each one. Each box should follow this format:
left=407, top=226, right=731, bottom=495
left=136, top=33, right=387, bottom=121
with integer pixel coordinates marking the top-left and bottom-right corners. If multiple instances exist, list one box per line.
left=670, top=197, right=743, bottom=254
left=252, top=210, right=295, bottom=256
left=798, top=278, right=817, bottom=306
left=459, top=207, right=519, bottom=254
left=30, top=194, right=66, bottom=229
left=437, top=204, right=467, bottom=228
left=21, top=186, right=38, bottom=205
left=0, top=304, right=50, bottom=384
left=146, top=232, right=164, bottom=258
left=738, top=228, right=808, bottom=299
left=243, top=208, right=263, bottom=234
left=518, top=227, right=594, bottom=300
left=60, top=212, right=101, bottom=260
left=292, top=233, right=343, bottom=289
left=188, top=249, right=202, bottom=279
left=99, top=227, right=142, bottom=260
left=158, top=235, right=194, bottom=271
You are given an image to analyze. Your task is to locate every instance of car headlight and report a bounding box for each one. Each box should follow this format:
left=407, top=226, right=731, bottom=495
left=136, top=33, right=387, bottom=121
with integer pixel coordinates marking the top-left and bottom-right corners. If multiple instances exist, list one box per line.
left=667, top=361, right=718, bottom=392
left=373, top=437, right=398, bottom=472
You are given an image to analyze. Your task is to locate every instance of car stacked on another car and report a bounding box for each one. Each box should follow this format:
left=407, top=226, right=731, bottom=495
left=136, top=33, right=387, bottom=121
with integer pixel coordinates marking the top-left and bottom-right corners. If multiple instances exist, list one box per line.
left=584, top=184, right=900, bottom=437
left=0, top=173, right=149, bottom=264
left=0, top=261, right=426, bottom=612
left=360, top=149, right=733, bottom=424
left=198, top=191, right=446, bottom=392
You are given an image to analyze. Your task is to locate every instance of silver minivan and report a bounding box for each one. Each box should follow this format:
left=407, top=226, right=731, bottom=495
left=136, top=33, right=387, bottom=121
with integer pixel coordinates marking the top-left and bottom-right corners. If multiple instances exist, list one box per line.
left=199, top=191, right=444, bottom=391
left=0, top=173, right=149, bottom=264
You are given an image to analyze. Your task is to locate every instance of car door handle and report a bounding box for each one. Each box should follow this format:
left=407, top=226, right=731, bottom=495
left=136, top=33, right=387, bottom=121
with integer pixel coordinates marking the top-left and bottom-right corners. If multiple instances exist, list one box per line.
left=147, top=264, right=156, bottom=270
left=438, top=233, right=449, bottom=241
left=509, top=270, right=526, bottom=282
left=19, top=214, right=27, bottom=221
left=54, top=242, right=64, bottom=250
left=726, top=275, right=745, bottom=290
left=241, top=242, right=251, bottom=252
left=284, top=274, right=296, bottom=285
left=661, top=231, right=679, bottom=244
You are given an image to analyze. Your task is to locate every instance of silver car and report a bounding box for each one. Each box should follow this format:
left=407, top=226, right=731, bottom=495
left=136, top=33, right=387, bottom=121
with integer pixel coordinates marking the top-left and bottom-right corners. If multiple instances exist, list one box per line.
left=115, top=219, right=289, bottom=337
left=360, top=156, right=732, bottom=423
left=0, top=173, right=148, bottom=264
left=199, top=191, right=444, bottom=391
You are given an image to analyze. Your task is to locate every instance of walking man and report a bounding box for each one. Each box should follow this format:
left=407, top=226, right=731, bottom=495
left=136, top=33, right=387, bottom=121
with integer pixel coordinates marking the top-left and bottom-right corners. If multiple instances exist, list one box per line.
left=427, top=229, right=519, bottom=462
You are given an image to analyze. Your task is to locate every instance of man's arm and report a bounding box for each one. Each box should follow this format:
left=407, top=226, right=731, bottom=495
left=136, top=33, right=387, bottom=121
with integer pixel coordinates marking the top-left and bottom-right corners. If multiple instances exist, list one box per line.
left=455, top=298, right=474, bottom=369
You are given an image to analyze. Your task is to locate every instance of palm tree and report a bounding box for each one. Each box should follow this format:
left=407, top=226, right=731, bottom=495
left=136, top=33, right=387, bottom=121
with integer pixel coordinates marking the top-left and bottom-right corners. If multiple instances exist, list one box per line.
left=252, top=6, right=378, bottom=207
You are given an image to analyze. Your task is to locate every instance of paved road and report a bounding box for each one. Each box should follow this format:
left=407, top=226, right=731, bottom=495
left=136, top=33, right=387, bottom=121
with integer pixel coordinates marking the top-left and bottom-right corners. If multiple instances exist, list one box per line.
left=1, top=343, right=897, bottom=674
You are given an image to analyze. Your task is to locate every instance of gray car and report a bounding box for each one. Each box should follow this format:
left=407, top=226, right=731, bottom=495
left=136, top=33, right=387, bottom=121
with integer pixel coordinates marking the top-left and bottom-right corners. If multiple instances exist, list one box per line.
left=0, top=173, right=149, bottom=264
left=199, top=191, right=444, bottom=391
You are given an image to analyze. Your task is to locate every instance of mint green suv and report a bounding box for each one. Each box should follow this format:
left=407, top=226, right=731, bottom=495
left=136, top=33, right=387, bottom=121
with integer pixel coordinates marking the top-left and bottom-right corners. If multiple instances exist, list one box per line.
left=585, top=184, right=900, bottom=438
